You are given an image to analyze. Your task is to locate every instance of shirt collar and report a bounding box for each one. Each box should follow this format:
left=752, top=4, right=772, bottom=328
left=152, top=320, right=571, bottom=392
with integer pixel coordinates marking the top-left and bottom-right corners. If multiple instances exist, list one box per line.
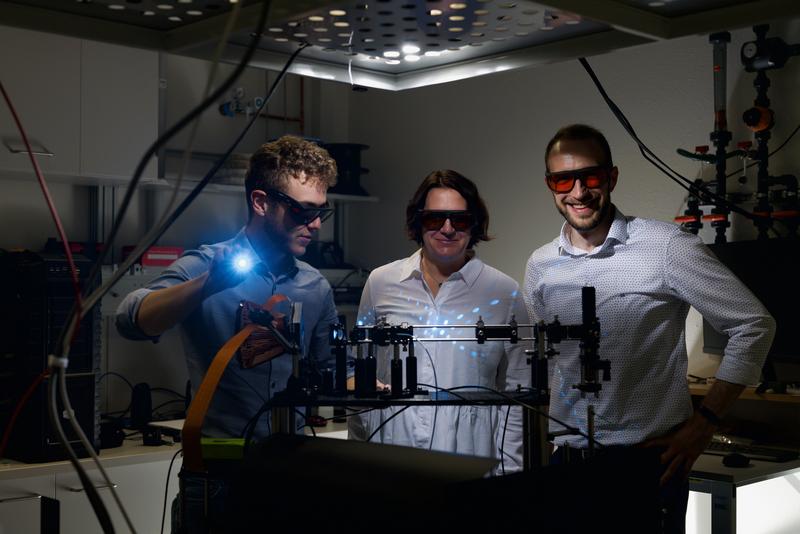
left=558, top=205, right=629, bottom=256
left=399, top=249, right=482, bottom=287
left=234, top=227, right=300, bottom=279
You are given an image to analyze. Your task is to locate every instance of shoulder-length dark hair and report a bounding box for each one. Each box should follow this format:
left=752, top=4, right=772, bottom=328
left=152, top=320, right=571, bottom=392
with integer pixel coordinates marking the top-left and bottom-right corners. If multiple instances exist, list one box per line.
left=405, top=169, right=491, bottom=248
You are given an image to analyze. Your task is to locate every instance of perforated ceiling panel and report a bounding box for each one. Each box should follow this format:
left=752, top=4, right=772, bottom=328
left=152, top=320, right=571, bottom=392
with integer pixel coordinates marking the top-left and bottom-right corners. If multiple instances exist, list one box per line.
left=2, top=0, right=798, bottom=90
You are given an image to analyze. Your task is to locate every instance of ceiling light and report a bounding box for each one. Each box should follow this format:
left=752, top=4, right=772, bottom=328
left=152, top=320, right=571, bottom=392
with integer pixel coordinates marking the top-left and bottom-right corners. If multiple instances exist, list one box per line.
left=334, top=21, right=350, bottom=27
left=402, top=44, right=420, bottom=54
left=187, top=10, right=203, bottom=15
left=383, top=50, right=401, bottom=58
left=429, top=9, right=442, bottom=16
left=169, top=16, right=182, bottom=22
left=309, top=15, right=324, bottom=22
left=405, top=54, right=421, bottom=62
left=143, top=11, right=155, bottom=16
left=449, top=15, right=464, bottom=21
left=108, top=4, right=125, bottom=10
left=448, top=27, right=463, bottom=32
left=330, top=9, right=347, bottom=16
left=268, top=27, right=283, bottom=32
left=385, top=59, right=401, bottom=65
left=449, top=3, right=467, bottom=9
left=425, top=50, right=442, bottom=57
left=156, top=4, right=173, bottom=10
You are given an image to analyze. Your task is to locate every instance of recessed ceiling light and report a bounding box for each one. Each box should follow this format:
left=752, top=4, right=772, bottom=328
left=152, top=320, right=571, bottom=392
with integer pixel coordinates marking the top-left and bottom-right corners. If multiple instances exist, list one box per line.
left=425, top=50, right=442, bottom=57
left=565, top=19, right=580, bottom=25
left=475, top=9, right=489, bottom=15
left=309, top=15, right=324, bottom=22
left=648, top=1, right=666, bottom=6
left=168, top=16, right=182, bottom=22
left=383, top=50, right=401, bottom=58
left=334, top=21, right=350, bottom=27
left=338, top=32, right=351, bottom=37
left=318, top=37, right=331, bottom=42
left=448, top=27, right=463, bottom=32
left=449, top=3, right=467, bottom=9
left=178, top=0, right=192, bottom=3
left=473, top=21, right=487, bottom=27
left=313, top=27, right=328, bottom=32
left=156, top=4, right=173, bottom=10
left=293, top=33, right=309, bottom=38
left=108, top=4, right=125, bottom=10
left=275, top=37, right=289, bottom=42
left=540, top=25, right=554, bottom=31
left=429, top=9, right=442, bottom=16
left=385, top=59, right=401, bottom=65
left=187, top=10, right=203, bottom=16
left=268, top=27, right=283, bottom=32
left=402, top=44, right=420, bottom=54
left=449, top=15, right=464, bottom=21
left=143, top=11, right=155, bottom=16
left=405, top=54, right=421, bottom=62
left=329, top=9, right=347, bottom=16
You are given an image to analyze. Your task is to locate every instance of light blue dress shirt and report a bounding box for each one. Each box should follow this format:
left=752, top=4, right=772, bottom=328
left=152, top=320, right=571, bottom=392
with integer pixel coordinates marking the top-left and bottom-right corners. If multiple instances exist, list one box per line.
left=524, top=207, right=775, bottom=448
left=115, top=228, right=338, bottom=439
left=348, top=250, right=531, bottom=472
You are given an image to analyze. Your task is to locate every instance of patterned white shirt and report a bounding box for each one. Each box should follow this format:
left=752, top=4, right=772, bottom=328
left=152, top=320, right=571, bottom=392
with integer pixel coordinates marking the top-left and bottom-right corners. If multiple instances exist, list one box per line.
left=523, top=207, right=775, bottom=448
left=348, top=250, right=531, bottom=472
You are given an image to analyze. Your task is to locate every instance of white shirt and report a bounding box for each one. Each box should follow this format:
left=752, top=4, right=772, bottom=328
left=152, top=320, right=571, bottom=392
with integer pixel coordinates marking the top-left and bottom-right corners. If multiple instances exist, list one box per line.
left=348, top=250, right=531, bottom=472
left=523, top=207, right=775, bottom=448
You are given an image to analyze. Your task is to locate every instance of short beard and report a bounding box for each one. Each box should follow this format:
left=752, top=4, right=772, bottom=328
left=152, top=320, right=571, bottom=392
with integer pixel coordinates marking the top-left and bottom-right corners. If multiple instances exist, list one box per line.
left=557, top=194, right=612, bottom=233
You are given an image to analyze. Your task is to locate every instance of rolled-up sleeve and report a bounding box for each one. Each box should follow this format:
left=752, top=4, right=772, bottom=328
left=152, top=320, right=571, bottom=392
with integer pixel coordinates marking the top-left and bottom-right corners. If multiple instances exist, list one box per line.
left=665, top=230, right=776, bottom=385
left=114, top=250, right=210, bottom=342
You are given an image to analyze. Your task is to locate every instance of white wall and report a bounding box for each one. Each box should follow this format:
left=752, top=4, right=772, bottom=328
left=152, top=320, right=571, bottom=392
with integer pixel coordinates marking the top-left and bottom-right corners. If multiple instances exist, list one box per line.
left=345, top=21, right=800, bottom=283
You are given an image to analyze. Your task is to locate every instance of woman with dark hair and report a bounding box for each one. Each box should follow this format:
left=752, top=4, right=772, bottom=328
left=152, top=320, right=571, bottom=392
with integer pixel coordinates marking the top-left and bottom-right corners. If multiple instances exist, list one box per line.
left=348, top=170, right=530, bottom=473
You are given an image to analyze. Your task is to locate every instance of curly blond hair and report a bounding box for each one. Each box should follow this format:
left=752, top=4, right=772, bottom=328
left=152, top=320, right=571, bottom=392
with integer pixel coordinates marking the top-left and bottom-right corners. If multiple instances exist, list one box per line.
left=245, top=136, right=337, bottom=214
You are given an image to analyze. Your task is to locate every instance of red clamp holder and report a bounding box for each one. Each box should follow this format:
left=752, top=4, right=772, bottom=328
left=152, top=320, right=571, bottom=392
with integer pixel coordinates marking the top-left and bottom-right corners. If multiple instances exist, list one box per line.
left=674, top=215, right=701, bottom=223
left=702, top=213, right=728, bottom=222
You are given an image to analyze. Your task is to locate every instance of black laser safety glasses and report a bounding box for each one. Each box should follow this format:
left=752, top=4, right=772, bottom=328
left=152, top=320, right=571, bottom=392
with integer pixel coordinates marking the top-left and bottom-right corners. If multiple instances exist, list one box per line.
left=266, top=188, right=334, bottom=225
left=417, top=210, right=476, bottom=232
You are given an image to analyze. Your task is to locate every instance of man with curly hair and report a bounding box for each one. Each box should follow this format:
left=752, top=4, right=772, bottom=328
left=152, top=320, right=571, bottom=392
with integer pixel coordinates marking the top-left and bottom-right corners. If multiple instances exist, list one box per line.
left=116, top=136, right=339, bottom=439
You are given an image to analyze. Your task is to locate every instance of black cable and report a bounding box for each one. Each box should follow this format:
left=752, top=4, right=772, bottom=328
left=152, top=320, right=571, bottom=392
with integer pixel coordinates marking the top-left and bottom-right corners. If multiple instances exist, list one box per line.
left=98, top=371, right=134, bottom=391
left=367, top=406, right=411, bottom=442
left=419, top=383, right=604, bottom=449
left=48, top=368, right=116, bottom=533
left=152, top=399, right=186, bottom=415
left=161, top=448, right=183, bottom=534
left=55, top=0, right=274, bottom=356
left=150, top=387, right=187, bottom=399
left=726, top=122, right=800, bottom=178
left=500, top=404, right=511, bottom=475
left=416, top=340, right=439, bottom=450
left=146, top=42, right=310, bottom=249
left=295, top=408, right=316, bottom=436
left=578, top=57, right=765, bottom=222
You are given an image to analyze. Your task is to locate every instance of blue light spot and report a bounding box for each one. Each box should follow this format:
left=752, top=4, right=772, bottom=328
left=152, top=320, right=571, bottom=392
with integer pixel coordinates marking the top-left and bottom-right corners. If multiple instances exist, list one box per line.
left=472, top=307, right=480, bottom=313
left=357, top=320, right=363, bottom=326
left=424, top=305, right=429, bottom=310
left=443, top=319, right=449, bottom=325
left=456, top=314, right=464, bottom=320
left=490, top=299, right=500, bottom=306
left=470, top=351, right=478, bottom=358
left=439, top=329, right=445, bottom=336
left=418, top=316, right=423, bottom=321
left=511, top=290, right=518, bottom=297
left=459, top=345, right=465, bottom=351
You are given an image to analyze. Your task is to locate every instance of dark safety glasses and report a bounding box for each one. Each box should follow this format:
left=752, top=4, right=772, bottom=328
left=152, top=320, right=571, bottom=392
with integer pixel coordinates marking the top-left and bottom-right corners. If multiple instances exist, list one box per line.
left=417, top=210, right=476, bottom=232
left=545, top=165, right=613, bottom=193
left=266, top=188, right=334, bottom=225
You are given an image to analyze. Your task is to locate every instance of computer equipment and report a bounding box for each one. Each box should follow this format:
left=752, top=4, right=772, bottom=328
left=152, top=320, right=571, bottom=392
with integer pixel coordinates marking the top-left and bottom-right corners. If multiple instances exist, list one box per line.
left=0, top=250, right=100, bottom=462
